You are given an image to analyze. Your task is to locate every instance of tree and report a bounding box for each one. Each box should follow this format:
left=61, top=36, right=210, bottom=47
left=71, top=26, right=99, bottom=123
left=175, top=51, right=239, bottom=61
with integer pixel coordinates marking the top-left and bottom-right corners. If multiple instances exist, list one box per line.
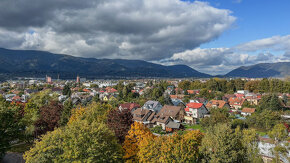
left=59, top=99, right=73, bottom=126
left=246, top=110, right=282, bottom=130
left=201, top=108, right=230, bottom=128
left=268, top=124, right=289, bottom=162
left=242, top=129, right=263, bottom=162
left=259, top=78, right=269, bottom=93
left=34, top=101, right=63, bottom=136
left=24, top=120, right=122, bottom=162
left=259, top=94, right=282, bottom=111
left=231, top=119, right=248, bottom=130
left=122, top=122, right=155, bottom=162
left=68, top=102, right=112, bottom=125
left=22, top=90, right=56, bottom=139
left=178, top=80, right=191, bottom=90
left=107, top=109, right=133, bottom=144
left=138, top=130, right=204, bottom=162
left=0, top=102, right=23, bottom=159
left=200, top=124, right=246, bottom=163
left=244, top=80, right=259, bottom=92
left=62, top=84, right=71, bottom=96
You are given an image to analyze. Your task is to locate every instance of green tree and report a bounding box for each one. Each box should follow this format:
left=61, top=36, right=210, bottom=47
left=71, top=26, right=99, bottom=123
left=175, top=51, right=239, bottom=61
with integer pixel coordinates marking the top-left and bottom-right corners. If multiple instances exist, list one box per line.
left=246, top=110, right=282, bottom=130
left=0, top=102, right=23, bottom=159
left=59, top=99, right=73, bottom=126
left=178, top=80, right=191, bottom=90
left=200, top=124, right=246, bottom=163
left=24, top=120, right=122, bottom=162
left=201, top=108, right=230, bottom=128
left=259, top=78, right=269, bottom=93
left=242, top=129, right=263, bottom=162
left=62, top=84, right=71, bottom=96
left=268, top=124, right=289, bottom=163
left=259, top=94, right=282, bottom=111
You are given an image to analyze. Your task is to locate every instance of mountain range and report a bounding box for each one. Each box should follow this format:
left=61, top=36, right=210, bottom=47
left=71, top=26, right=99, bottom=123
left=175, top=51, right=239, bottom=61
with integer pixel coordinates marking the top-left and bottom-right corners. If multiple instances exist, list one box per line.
left=0, top=48, right=289, bottom=79
left=0, top=48, right=210, bottom=79
left=225, top=62, right=290, bottom=78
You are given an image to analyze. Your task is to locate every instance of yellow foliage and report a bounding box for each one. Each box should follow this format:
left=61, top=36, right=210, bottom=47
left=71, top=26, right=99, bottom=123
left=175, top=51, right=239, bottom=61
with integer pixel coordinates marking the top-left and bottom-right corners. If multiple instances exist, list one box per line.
left=68, top=107, right=86, bottom=125
left=138, top=130, right=204, bottom=163
left=122, top=122, right=155, bottom=162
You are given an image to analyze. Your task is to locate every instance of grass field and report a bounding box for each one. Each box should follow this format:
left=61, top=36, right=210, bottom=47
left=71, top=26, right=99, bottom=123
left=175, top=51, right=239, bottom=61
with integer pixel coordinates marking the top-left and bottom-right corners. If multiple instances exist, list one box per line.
left=183, top=124, right=205, bottom=132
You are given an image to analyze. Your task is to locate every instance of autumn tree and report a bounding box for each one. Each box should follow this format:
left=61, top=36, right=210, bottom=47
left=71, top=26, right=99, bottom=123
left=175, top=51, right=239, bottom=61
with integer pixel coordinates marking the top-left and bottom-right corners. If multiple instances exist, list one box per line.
left=138, top=130, right=204, bottom=162
left=34, top=101, right=63, bottom=136
left=24, top=120, right=122, bottom=162
left=122, top=122, right=155, bottom=162
left=21, top=90, right=56, bottom=139
left=107, top=108, right=133, bottom=143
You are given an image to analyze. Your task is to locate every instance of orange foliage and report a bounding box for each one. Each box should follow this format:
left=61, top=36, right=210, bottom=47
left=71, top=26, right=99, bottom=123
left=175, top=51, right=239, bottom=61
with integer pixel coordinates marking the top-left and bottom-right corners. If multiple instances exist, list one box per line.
left=122, top=122, right=155, bottom=162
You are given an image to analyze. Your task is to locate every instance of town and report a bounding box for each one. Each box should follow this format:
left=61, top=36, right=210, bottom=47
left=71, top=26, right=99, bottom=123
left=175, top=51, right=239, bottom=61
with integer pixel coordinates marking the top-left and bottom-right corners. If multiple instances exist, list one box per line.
left=1, top=76, right=289, bottom=162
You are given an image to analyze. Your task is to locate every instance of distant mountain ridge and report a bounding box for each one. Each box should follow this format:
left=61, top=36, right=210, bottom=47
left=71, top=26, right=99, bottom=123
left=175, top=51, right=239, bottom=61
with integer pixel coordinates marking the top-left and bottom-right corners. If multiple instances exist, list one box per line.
left=225, top=62, right=290, bottom=78
left=0, top=48, right=211, bottom=79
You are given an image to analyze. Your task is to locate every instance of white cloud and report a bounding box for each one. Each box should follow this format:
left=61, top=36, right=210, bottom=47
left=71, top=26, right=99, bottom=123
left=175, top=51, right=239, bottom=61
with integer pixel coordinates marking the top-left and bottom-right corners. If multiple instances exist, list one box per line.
left=163, top=35, right=290, bottom=75
left=0, top=0, right=235, bottom=60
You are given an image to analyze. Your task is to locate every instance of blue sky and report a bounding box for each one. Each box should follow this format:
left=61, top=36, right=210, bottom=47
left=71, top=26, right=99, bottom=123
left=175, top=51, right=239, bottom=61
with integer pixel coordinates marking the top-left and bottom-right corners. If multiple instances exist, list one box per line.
left=198, top=0, right=290, bottom=48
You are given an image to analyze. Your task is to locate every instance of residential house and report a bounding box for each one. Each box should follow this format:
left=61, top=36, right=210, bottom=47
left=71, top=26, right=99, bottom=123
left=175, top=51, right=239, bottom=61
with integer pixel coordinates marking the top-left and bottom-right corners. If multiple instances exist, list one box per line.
left=165, top=121, right=182, bottom=132
left=222, top=94, right=236, bottom=102
left=151, top=115, right=173, bottom=130
left=190, top=98, right=208, bottom=105
left=241, top=108, right=255, bottom=116
left=102, top=95, right=110, bottom=101
left=237, top=90, right=249, bottom=95
left=157, top=105, right=185, bottom=122
left=170, top=94, right=187, bottom=100
left=108, top=94, right=118, bottom=101
left=228, top=97, right=245, bottom=110
left=245, top=95, right=261, bottom=105
left=206, top=100, right=231, bottom=110
left=142, top=100, right=163, bottom=113
left=118, top=103, right=140, bottom=112
left=184, top=103, right=208, bottom=124
left=171, top=98, right=186, bottom=107
left=132, top=108, right=156, bottom=127
left=187, top=90, right=200, bottom=95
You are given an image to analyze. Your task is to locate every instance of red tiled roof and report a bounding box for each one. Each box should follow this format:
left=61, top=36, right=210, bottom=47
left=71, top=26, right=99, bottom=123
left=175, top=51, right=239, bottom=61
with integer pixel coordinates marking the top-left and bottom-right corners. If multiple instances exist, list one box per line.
left=186, top=102, right=203, bottom=109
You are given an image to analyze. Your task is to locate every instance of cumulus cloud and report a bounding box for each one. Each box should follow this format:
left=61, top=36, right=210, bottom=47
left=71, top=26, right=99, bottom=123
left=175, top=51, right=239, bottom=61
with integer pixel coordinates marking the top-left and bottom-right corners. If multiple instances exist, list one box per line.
left=0, top=0, right=235, bottom=60
left=163, top=35, right=290, bottom=74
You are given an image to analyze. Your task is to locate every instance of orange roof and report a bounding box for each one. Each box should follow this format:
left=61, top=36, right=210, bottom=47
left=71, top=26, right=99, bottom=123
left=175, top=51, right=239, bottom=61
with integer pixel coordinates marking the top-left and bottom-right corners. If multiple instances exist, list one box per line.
left=187, top=90, right=194, bottom=94
left=228, top=97, right=245, bottom=106
left=83, top=89, right=90, bottom=92
left=186, top=102, right=203, bottom=109
left=206, top=100, right=227, bottom=109
left=241, top=108, right=255, bottom=113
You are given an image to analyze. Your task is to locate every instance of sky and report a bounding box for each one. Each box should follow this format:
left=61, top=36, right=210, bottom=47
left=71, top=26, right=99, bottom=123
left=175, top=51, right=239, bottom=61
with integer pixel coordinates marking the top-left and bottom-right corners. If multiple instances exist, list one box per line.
left=0, top=0, right=289, bottom=75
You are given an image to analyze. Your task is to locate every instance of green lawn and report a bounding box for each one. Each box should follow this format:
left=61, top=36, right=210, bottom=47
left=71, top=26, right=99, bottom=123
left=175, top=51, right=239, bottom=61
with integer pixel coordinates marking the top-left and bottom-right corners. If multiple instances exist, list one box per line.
left=255, top=130, right=267, bottom=137
left=184, top=124, right=205, bottom=132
